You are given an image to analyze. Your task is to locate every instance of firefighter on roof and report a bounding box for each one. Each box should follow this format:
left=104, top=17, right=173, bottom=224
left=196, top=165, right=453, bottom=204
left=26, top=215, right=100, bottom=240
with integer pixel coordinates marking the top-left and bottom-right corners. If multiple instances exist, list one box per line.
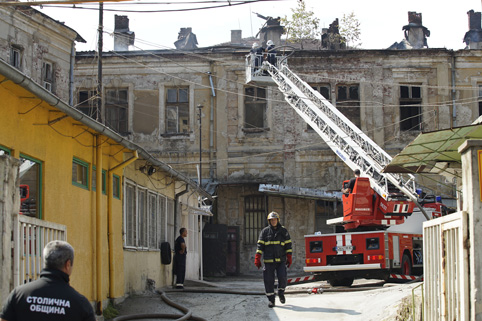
left=254, top=211, right=292, bottom=308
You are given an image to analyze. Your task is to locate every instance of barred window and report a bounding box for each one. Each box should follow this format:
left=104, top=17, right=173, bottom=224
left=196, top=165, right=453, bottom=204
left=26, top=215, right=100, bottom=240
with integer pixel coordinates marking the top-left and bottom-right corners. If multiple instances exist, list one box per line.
left=244, top=196, right=266, bottom=244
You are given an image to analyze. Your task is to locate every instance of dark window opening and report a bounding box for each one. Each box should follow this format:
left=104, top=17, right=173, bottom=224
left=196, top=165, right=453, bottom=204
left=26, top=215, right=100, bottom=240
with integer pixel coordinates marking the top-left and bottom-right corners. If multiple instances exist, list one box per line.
left=400, top=85, right=422, bottom=131
left=105, top=89, right=128, bottom=135
left=366, top=237, right=380, bottom=250
left=336, top=84, right=360, bottom=128
left=244, top=87, right=267, bottom=131
left=310, top=241, right=323, bottom=253
left=77, top=90, right=99, bottom=120
left=166, top=87, right=189, bottom=134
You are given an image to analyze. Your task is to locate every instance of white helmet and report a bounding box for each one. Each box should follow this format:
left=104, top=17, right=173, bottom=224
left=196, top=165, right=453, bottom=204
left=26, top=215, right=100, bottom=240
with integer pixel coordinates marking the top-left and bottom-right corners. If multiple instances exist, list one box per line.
left=252, top=42, right=259, bottom=49
left=267, top=40, right=274, bottom=46
left=267, top=211, right=280, bottom=221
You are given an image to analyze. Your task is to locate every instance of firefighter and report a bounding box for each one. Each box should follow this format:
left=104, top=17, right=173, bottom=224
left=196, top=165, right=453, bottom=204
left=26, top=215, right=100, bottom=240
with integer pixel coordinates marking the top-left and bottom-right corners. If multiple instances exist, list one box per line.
left=265, top=40, right=277, bottom=65
left=254, top=211, right=292, bottom=308
left=342, top=169, right=360, bottom=194
left=173, top=227, right=188, bottom=289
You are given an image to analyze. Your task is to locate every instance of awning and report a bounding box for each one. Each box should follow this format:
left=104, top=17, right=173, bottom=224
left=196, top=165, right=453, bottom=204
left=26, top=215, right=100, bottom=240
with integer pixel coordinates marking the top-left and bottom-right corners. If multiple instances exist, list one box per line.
left=383, top=123, right=482, bottom=180
left=189, top=205, right=213, bottom=216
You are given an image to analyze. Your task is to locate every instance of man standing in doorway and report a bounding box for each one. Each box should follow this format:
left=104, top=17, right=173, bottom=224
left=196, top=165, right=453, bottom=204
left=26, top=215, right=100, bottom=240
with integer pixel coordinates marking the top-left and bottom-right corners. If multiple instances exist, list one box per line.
left=0, top=240, right=95, bottom=321
left=254, top=212, right=292, bottom=308
left=174, top=228, right=188, bottom=289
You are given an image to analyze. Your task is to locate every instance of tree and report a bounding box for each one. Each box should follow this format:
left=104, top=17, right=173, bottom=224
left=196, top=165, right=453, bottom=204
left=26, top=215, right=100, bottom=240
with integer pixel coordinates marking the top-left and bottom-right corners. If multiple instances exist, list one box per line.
left=340, top=12, right=362, bottom=49
left=281, top=1, right=320, bottom=49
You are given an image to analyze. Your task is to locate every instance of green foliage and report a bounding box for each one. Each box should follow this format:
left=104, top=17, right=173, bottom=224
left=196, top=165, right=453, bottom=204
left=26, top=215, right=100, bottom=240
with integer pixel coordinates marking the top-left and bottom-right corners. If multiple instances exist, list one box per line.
left=103, top=302, right=119, bottom=320
left=340, top=12, right=362, bottom=48
left=281, top=1, right=320, bottom=49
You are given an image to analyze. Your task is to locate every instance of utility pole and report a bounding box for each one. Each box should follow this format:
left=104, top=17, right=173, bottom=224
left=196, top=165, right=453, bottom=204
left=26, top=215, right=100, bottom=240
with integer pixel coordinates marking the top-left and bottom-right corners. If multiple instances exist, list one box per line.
left=197, top=104, right=203, bottom=187
left=97, top=2, right=103, bottom=123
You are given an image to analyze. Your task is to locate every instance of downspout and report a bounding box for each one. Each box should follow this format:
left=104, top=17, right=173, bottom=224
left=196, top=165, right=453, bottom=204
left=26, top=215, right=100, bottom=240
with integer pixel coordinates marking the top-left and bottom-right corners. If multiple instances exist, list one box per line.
left=69, top=43, right=75, bottom=106
left=208, top=69, right=216, bottom=180
left=451, top=52, right=457, bottom=127
left=174, top=185, right=189, bottom=236
left=107, top=150, right=138, bottom=298
left=95, top=135, right=103, bottom=314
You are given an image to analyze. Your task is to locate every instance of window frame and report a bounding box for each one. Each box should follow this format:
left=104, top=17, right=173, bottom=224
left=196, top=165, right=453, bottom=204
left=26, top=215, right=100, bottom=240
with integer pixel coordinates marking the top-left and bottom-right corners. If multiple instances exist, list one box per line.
left=243, top=86, right=268, bottom=133
left=72, top=157, right=89, bottom=190
left=19, top=154, right=43, bottom=219
left=105, top=88, right=129, bottom=135
left=113, top=174, right=121, bottom=199
left=10, top=45, right=22, bottom=69
left=77, top=89, right=99, bottom=120
left=165, top=87, right=190, bottom=135
left=399, top=84, right=423, bottom=132
left=42, top=61, right=54, bottom=92
left=92, top=166, right=106, bottom=194
left=244, top=195, right=267, bottom=245
left=0, top=145, right=11, bottom=155
left=124, top=179, right=169, bottom=250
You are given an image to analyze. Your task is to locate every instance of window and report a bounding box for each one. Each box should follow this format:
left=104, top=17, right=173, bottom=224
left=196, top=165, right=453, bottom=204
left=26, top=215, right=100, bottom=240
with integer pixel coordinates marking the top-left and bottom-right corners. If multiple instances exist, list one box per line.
left=42, top=61, right=53, bottom=92
left=400, top=85, right=422, bottom=131
left=166, top=87, right=189, bottom=134
left=478, top=85, right=482, bottom=116
left=244, top=195, right=266, bottom=244
left=336, top=84, right=360, bottom=127
left=77, top=90, right=99, bottom=120
left=105, top=89, right=128, bottom=135
left=10, top=45, right=22, bottom=69
left=308, top=84, right=331, bottom=130
left=113, top=175, right=120, bottom=199
left=167, top=198, right=175, bottom=246
left=19, top=155, right=43, bottom=219
left=124, top=180, right=169, bottom=250
left=315, top=200, right=342, bottom=234
left=72, top=158, right=89, bottom=190
left=244, top=87, right=267, bottom=132
left=92, top=167, right=106, bottom=194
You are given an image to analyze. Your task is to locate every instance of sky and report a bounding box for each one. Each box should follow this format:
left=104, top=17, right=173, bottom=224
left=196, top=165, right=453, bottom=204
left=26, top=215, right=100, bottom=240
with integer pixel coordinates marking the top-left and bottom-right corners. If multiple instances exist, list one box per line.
left=37, top=0, right=482, bottom=52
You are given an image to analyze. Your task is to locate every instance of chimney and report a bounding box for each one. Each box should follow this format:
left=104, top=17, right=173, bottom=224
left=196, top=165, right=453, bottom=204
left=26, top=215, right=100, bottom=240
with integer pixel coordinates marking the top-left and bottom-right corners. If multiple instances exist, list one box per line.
left=231, top=30, right=242, bottom=45
left=257, top=16, right=284, bottom=47
left=114, top=15, right=135, bottom=51
left=174, top=28, right=198, bottom=50
left=402, top=11, right=430, bottom=49
left=464, top=10, right=482, bottom=49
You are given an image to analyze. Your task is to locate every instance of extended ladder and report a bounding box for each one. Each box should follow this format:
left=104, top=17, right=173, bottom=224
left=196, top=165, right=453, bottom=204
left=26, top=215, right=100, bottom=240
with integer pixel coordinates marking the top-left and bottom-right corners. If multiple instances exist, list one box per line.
left=264, top=61, right=428, bottom=217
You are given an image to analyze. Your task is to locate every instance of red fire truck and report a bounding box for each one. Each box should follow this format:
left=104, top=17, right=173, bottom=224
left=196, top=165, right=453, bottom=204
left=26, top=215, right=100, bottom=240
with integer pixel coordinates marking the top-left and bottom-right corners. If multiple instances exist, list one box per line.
left=246, top=53, right=451, bottom=286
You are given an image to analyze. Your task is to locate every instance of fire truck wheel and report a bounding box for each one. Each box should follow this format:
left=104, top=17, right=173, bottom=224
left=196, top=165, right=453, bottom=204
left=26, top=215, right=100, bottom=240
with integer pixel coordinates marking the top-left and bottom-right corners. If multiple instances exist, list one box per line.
left=401, top=254, right=412, bottom=276
left=328, top=276, right=354, bottom=287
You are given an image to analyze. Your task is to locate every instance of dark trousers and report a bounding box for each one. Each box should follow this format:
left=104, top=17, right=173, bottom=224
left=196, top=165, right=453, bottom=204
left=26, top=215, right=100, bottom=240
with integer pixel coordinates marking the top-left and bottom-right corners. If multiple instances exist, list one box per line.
left=263, top=262, right=287, bottom=301
left=174, top=255, right=186, bottom=286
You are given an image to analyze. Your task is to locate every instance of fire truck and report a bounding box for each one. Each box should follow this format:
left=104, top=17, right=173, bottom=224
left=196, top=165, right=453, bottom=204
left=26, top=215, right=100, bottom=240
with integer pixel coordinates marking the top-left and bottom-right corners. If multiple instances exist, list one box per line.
left=246, top=48, right=450, bottom=286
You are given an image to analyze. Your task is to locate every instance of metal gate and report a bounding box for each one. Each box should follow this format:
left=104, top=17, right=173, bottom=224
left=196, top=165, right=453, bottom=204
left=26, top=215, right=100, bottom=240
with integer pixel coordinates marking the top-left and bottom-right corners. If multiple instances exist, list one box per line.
left=423, top=211, right=469, bottom=321
left=13, top=214, right=67, bottom=287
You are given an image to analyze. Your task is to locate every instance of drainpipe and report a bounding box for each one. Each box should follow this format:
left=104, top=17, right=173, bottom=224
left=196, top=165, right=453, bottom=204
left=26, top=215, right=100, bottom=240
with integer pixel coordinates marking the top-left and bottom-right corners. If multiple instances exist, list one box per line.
left=69, top=43, right=75, bottom=106
left=208, top=69, right=215, bottom=180
left=95, top=135, right=103, bottom=314
left=107, top=151, right=138, bottom=298
left=451, top=53, right=457, bottom=127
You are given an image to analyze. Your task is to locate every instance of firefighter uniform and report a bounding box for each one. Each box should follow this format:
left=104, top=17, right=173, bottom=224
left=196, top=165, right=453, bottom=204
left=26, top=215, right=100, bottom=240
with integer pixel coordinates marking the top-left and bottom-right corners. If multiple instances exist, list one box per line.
left=255, top=214, right=292, bottom=307
left=0, top=269, right=95, bottom=321
left=174, top=234, right=187, bottom=289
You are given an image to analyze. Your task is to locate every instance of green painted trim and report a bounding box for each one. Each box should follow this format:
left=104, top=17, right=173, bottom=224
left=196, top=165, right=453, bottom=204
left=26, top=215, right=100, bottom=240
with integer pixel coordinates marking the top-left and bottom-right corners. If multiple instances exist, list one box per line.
left=72, top=157, right=89, bottom=190
left=113, top=174, right=121, bottom=199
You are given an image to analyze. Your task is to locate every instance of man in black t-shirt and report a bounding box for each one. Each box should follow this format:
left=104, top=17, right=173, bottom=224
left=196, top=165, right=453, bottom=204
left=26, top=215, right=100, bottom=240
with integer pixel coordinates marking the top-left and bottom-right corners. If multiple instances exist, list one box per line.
left=173, top=228, right=188, bottom=289
left=0, top=240, right=95, bottom=321
left=342, top=169, right=361, bottom=194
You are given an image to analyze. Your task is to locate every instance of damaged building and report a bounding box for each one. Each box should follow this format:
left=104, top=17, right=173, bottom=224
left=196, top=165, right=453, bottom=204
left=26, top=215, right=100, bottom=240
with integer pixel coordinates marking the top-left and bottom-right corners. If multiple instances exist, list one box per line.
left=73, top=11, right=482, bottom=276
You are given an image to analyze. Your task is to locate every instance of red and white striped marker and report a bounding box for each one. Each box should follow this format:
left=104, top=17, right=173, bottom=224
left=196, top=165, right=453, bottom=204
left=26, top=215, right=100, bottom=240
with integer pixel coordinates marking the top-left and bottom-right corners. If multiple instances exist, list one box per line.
left=287, top=275, right=316, bottom=284
left=389, top=274, right=423, bottom=281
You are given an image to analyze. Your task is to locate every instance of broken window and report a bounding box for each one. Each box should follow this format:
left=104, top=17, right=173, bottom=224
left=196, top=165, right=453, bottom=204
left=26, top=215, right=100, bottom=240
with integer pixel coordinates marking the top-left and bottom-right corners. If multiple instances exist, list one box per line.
left=42, top=61, right=54, bottom=92
left=166, top=87, right=189, bottom=134
left=77, top=90, right=99, bottom=120
left=400, top=85, right=422, bottom=131
left=105, top=89, right=129, bottom=135
left=336, top=84, right=360, bottom=128
left=244, top=195, right=266, bottom=244
left=10, top=45, right=22, bottom=69
left=244, top=86, right=267, bottom=132
left=20, top=155, right=42, bottom=219
left=308, top=84, right=331, bottom=131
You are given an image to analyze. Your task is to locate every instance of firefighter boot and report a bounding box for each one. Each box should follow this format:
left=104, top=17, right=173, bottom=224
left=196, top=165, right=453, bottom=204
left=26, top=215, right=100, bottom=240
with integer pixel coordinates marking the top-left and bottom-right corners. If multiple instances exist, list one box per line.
left=278, top=291, right=286, bottom=304
left=268, top=295, right=275, bottom=308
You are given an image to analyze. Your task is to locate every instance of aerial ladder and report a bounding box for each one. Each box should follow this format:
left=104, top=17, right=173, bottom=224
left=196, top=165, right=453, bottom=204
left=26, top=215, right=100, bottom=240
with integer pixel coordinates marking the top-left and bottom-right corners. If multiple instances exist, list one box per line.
left=246, top=52, right=431, bottom=230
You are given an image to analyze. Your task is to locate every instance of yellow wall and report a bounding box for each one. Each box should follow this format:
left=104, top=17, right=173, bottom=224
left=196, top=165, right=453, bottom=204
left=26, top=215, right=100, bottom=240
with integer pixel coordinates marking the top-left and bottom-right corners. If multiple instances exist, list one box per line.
left=0, top=75, right=131, bottom=303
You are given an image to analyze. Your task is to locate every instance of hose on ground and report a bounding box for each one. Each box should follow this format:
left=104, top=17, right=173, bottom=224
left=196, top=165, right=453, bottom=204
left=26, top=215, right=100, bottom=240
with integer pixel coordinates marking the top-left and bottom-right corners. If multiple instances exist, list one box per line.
left=112, top=289, right=206, bottom=321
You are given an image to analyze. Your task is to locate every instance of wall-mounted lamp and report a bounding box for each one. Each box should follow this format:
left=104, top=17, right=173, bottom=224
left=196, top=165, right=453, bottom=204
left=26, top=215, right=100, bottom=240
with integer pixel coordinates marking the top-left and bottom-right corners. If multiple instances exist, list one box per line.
left=147, top=166, right=156, bottom=176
